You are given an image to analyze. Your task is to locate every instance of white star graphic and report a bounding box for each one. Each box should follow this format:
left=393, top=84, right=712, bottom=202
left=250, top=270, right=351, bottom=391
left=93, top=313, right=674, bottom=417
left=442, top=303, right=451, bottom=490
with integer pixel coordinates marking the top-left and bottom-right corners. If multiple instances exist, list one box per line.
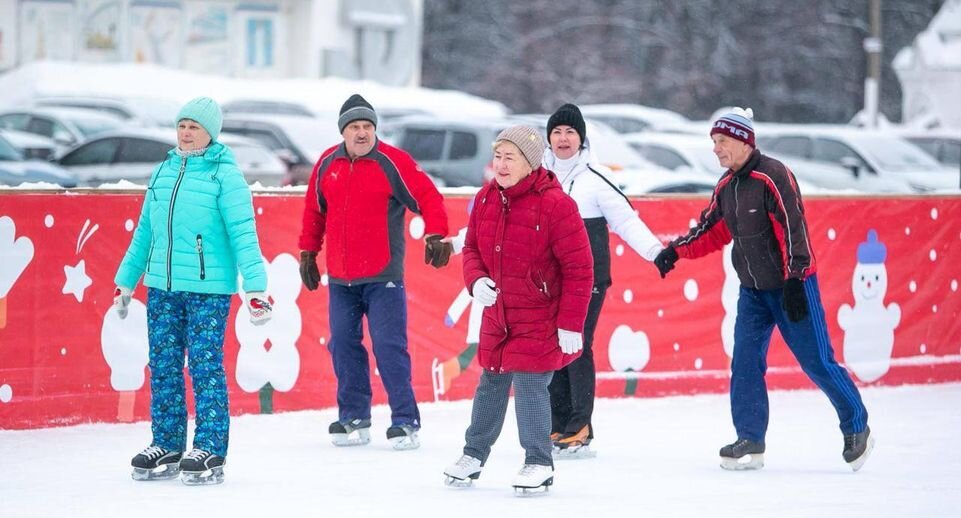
left=63, top=259, right=93, bottom=303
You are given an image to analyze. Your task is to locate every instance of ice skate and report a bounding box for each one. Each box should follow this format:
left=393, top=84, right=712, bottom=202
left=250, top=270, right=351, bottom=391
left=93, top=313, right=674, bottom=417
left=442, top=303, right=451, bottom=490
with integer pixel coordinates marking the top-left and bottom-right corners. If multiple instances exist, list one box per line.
left=719, top=439, right=765, bottom=471
left=512, top=464, right=553, bottom=496
left=553, top=426, right=596, bottom=460
left=329, top=418, right=371, bottom=447
left=443, top=455, right=482, bottom=488
left=178, top=449, right=225, bottom=486
left=131, top=445, right=182, bottom=481
left=386, top=424, right=420, bottom=451
left=843, top=426, right=875, bottom=472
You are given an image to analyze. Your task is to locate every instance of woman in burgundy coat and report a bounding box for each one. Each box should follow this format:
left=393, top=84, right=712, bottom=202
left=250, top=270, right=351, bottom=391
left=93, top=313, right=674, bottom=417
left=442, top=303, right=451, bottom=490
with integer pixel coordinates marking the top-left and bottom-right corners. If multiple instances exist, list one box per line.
left=442, top=125, right=593, bottom=494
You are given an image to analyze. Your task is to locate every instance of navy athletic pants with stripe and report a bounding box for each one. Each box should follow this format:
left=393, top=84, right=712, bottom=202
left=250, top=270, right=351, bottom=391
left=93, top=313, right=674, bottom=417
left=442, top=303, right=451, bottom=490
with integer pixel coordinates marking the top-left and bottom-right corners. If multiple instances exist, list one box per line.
left=328, top=281, right=421, bottom=429
left=731, top=274, right=867, bottom=442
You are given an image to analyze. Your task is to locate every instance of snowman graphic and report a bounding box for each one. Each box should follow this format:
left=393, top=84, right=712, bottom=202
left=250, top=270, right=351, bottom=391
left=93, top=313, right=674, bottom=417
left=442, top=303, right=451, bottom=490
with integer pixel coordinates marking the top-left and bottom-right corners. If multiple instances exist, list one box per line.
left=837, top=229, right=901, bottom=382
left=606, top=325, right=651, bottom=395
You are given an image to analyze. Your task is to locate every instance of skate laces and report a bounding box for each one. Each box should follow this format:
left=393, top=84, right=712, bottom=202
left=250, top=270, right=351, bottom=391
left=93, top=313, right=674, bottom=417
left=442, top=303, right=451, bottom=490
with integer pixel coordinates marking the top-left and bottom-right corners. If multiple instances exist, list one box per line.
left=183, top=449, right=210, bottom=461
left=518, top=464, right=545, bottom=477
left=455, top=455, right=479, bottom=468
left=139, top=446, right=168, bottom=460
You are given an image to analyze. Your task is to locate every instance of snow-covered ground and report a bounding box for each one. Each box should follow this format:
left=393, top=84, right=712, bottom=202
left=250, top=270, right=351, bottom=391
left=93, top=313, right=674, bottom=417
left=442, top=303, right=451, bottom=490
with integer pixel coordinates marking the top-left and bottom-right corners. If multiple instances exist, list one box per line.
left=2, top=384, right=959, bottom=517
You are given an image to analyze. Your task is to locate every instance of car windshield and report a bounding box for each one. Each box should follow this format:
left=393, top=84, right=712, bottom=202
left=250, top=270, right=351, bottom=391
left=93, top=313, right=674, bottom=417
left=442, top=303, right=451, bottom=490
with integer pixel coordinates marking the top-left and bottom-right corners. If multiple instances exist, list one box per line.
left=0, top=135, right=22, bottom=160
left=849, top=135, right=942, bottom=172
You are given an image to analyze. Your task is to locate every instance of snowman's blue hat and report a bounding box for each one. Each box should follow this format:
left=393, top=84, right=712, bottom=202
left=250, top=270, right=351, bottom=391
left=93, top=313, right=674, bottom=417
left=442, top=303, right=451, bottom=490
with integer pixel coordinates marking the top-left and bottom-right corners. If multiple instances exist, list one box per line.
left=857, top=229, right=886, bottom=264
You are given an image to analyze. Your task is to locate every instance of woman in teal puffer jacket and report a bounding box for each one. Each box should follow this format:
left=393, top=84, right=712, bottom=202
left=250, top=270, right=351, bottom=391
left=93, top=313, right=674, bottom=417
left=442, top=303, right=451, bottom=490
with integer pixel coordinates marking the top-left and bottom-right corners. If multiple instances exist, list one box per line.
left=112, top=97, right=271, bottom=486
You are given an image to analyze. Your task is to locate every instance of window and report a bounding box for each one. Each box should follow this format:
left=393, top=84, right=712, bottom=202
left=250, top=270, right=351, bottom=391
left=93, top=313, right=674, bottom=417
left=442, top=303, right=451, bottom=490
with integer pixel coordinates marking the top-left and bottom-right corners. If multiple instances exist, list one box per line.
left=401, top=128, right=445, bottom=161
left=116, top=138, right=171, bottom=163
left=768, top=136, right=812, bottom=159
left=59, top=139, right=121, bottom=166
left=942, top=140, right=960, bottom=166
left=590, top=116, right=648, bottom=134
left=814, top=138, right=870, bottom=172
left=26, top=117, right=56, bottom=138
left=0, top=114, right=30, bottom=131
left=638, top=145, right=688, bottom=171
left=222, top=126, right=285, bottom=151
left=448, top=131, right=477, bottom=160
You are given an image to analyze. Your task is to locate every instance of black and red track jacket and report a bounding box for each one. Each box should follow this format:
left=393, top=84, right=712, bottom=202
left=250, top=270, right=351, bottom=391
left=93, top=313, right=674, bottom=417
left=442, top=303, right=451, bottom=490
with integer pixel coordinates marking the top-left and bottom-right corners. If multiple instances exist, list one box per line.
left=671, top=149, right=816, bottom=291
left=298, top=138, right=449, bottom=285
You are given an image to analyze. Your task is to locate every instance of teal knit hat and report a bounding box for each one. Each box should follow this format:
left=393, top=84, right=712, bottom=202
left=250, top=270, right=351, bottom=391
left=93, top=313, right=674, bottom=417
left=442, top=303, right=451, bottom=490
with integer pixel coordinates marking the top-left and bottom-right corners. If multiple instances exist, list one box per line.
left=176, top=97, right=223, bottom=142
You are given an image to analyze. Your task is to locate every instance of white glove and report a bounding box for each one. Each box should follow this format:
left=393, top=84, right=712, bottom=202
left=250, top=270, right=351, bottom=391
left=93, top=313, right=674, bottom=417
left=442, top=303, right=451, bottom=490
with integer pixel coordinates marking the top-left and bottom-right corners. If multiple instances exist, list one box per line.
left=558, top=329, right=583, bottom=355
left=471, top=277, right=497, bottom=307
left=246, top=292, right=273, bottom=326
left=113, top=286, right=132, bottom=319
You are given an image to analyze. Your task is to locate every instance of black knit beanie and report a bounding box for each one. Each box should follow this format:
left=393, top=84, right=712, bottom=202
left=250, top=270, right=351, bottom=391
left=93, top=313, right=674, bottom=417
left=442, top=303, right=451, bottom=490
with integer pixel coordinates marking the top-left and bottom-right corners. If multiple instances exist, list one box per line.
left=338, top=94, right=378, bottom=133
left=547, top=103, right=587, bottom=145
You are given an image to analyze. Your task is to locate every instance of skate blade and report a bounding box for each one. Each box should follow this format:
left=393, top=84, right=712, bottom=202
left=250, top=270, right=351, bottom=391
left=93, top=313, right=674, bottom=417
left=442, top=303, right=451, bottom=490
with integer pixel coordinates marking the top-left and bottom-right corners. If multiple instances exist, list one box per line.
left=720, top=453, right=764, bottom=471
left=132, top=464, right=180, bottom=481
left=331, top=429, right=371, bottom=447
left=390, top=435, right=421, bottom=451
left=848, top=435, right=876, bottom=472
left=443, top=474, right=478, bottom=488
left=180, top=467, right=225, bottom=486
left=553, top=445, right=596, bottom=460
left=513, top=478, right=552, bottom=497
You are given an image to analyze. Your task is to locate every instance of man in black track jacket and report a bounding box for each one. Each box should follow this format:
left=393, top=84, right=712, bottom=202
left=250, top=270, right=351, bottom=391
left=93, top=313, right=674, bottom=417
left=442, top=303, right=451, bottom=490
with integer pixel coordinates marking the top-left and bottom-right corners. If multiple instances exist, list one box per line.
left=654, top=108, right=874, bottom=472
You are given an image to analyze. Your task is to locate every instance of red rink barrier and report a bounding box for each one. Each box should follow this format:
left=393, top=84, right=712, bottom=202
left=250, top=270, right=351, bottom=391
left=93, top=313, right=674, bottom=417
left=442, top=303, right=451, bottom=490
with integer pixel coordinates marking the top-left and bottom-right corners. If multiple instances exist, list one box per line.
left=1, top=190, right=959, bottom=429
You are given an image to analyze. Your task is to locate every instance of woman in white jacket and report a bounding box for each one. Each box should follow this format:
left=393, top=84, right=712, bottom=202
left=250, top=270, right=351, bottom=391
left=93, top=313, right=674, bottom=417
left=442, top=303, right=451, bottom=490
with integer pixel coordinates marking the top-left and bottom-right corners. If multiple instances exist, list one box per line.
left=543, top=103, right=663, bottom=457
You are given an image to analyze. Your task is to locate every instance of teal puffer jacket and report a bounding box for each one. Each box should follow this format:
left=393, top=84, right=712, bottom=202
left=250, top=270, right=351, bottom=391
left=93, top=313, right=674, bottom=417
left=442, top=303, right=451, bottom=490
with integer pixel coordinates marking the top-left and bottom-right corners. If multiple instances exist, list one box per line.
left=115, top=143, right=267, bottom=295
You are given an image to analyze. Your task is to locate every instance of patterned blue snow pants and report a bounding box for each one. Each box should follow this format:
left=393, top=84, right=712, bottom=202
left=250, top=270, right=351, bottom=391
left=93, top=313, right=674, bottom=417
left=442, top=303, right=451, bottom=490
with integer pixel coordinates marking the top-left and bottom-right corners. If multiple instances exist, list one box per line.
left=146, top=288, right=232, bottom=457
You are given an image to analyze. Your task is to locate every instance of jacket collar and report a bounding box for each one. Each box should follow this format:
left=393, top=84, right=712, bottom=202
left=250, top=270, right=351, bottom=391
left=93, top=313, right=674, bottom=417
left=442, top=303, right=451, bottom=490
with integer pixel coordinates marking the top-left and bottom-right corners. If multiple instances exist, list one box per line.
left=495, top=167, right=559, bottom=199
left=731, top=148, right=762, bottom=177
left=334, top=137, right=380, bottom=161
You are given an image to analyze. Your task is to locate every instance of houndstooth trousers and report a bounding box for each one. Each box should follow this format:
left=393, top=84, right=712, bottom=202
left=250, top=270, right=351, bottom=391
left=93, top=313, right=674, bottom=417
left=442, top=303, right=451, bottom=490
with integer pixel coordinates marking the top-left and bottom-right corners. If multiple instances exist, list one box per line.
left=463, top=370, right=554, bottom=467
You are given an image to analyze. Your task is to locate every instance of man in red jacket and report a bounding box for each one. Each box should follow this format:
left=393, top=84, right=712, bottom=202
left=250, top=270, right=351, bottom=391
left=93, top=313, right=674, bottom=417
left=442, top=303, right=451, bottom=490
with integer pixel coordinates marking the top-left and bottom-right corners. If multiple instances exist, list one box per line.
left=298, top=94, right=452, bottom=451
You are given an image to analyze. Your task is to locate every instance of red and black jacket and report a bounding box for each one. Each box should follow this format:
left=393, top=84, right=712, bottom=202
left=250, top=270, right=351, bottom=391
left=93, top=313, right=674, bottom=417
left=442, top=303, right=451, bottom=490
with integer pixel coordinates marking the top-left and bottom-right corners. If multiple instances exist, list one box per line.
left=672, top=149, right=816, bottom=291
left=298, top=138, right=448, bottom=284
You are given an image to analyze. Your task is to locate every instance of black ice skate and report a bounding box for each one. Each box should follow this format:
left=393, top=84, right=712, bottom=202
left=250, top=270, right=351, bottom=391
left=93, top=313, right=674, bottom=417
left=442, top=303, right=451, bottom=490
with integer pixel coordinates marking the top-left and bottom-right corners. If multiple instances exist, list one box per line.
left=443, top=455, right=482, bottom=488
left=131, top=445, right=182, bottom=481
left=512, top=464, right=553, bottom=496
left=386, top=424, right=420, bottom=451
left=719, top=439, right=765, bottom=471
left=179, top=449, right=225, bottom=486
left=843, top=426, right=875, bottom=472
left=329, top=418, right=372, bottom=447
left=553, top=425, right=596, bottom=460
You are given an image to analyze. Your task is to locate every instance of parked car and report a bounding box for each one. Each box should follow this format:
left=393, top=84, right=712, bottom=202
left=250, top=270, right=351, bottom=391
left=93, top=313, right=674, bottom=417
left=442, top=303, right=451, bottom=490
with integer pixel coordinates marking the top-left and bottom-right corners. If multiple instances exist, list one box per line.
left=33, top=95, right=180, bottom=127
left=0, top=107, right=126, bottom=155
left=625, top=132, right=857, bottom=194
left=222, top=114, right=341, bottom=185
left=896, top=130, right=960, bottom=168
left=618, top=170, right=717, bottom=195
left=0, top=132, right=78, bottom=187
left=55, top=128, right=286, bottom=186
left=222, top=99, right=316, bottom=117
left=757, top=128, right=956, bottom=193
left=0, top=129, right=58, bottom=160
left=580, top=103, right=691, bottom=134
left=381, top=115, right=667, bottom=188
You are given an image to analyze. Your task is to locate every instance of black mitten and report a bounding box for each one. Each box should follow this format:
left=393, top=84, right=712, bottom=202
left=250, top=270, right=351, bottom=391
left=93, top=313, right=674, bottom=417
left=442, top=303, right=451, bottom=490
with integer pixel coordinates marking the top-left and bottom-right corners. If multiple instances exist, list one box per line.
left=653, top=246, right=679, bottom=279
left=299, top=250, right=321, bottom=291
left=782, top=278, right=809, bottom=322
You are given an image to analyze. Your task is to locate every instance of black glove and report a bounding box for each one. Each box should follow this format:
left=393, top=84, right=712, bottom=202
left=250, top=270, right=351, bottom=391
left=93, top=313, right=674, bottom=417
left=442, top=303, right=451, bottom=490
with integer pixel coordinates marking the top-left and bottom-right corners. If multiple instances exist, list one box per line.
left=424, top=234, right=453, bottom=268
left=782, top=278, right=809, bottom=322
left=299, top=250, right=321, bottom=291
left=653, top=246, right=679, bottom=279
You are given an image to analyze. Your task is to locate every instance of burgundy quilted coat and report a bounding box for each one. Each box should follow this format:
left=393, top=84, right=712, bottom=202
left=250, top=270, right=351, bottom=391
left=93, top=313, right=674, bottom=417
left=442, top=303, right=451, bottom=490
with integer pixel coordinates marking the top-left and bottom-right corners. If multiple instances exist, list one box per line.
left=463, top=167, right=594, bottom=373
